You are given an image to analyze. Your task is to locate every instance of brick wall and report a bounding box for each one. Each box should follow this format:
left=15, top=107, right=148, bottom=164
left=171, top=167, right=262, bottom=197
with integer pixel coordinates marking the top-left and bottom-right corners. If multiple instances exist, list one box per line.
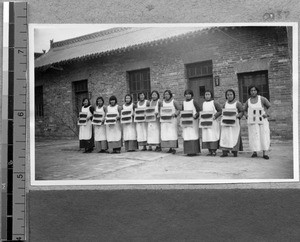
left=35, top=27, right=293, bottom=140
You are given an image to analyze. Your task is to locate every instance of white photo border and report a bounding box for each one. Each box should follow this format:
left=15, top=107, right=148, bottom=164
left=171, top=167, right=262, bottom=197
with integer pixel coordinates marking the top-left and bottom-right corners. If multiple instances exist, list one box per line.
left=29, top=22, right=299, bottom=186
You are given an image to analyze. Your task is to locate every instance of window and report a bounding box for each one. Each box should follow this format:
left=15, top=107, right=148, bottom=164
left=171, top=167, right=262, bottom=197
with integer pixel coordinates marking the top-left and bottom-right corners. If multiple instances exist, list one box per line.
left=186, top=60, right=213, bottom=79
left=73, top=80, right=88, bottom=114
left=238, top=71, right=269, bottom=103
left=35, top=86, right=44, bottom=117
left=128, top=68, right=151, bottom=102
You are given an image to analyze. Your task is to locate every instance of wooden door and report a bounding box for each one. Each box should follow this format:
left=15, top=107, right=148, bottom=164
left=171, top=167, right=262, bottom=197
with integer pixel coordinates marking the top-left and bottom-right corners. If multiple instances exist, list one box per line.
left=189, top=76, right=214, bottom=108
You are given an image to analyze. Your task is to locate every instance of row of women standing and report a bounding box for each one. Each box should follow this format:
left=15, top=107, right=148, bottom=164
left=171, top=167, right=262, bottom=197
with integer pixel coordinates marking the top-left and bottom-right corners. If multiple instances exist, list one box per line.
left=79, top=85, right=271, bottom=159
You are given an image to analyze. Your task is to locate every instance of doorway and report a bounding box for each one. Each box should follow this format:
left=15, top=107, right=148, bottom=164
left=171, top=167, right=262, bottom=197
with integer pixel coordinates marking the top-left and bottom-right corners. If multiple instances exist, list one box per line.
left=186, top=60, right=213, bottom=107
left=189, top=76, right=214, bottom=107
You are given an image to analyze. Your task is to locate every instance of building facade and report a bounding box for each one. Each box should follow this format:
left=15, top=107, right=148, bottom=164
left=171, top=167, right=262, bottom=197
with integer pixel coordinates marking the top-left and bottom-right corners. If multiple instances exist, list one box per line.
left=35, top=26, right=293, bottom=140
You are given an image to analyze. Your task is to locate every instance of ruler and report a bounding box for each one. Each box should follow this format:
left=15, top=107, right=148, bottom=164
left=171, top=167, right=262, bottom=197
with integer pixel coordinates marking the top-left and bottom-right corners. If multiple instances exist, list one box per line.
left=1, top=2, right=27, bottom=241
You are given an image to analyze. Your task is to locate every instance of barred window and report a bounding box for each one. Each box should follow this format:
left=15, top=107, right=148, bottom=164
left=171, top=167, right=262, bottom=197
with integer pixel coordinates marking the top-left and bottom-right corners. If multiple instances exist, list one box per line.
left=186, top=60, right=213, bottom=79
left=238, top=71, right=270, bottom=103
left=128, top=68, right=151, bottom=102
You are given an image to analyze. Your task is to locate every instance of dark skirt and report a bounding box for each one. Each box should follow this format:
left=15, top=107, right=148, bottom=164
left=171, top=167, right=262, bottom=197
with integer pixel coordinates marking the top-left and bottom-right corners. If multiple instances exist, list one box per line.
left=138, top=141, right=147, bottom=146
left=202, top=140, right=219, bottom=150
left=108, top=140, right=122, bottom=150
left=95, top=141, right=108, bottom=152
left=80, top=138, right=94, bottom=150
left=184, top=139, right=201, bottom=155
left=161, top=140, right=178, bottom=148
left=125, top=140, right=138, bottom=151
left=79, top=126, right=94, bottom=149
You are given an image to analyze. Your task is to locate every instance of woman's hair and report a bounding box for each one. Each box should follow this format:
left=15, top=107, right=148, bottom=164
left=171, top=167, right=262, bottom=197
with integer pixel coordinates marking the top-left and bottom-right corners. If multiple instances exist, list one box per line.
left=138, top=92, right=147, bottom=101
left=96, top=96, right=104, bottom=106
left=184, top=89, right=194, bottom=97
left=150, top=90, right=160, bottom=100
left=124, top=94, right=133, bottom=104
left=248, top=85, right=260, bottom=95
left=225, top=89, right=236, bottom=100
left=82, top=98, right=90, bottom=106
left=205, top=90, right=214, bottom=99
left=109, top=95, right=117, bottom=104
left=163, top=90, right=173, bottom=99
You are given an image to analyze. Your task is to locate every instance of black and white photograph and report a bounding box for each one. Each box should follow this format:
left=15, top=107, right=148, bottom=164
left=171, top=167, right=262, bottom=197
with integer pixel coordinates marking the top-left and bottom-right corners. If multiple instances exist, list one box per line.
left=29, top=23, right=298, bottom=185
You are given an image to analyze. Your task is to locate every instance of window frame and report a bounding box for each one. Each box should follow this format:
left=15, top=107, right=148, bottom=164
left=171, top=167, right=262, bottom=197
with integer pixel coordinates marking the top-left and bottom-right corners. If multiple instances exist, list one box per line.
left=127, top=68, right=151, bottom=103
left=238, top=70, right=270, bottom=103
left=186, top=60, right=213, bottom=79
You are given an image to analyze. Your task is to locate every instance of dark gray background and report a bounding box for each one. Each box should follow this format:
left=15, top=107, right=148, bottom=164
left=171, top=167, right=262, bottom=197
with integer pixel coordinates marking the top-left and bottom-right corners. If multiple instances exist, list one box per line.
left=0, top=0, right=300, bottom=240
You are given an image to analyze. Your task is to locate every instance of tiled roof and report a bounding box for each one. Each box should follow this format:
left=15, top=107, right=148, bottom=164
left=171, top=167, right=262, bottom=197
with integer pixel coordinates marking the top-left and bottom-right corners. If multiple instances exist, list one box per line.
left=35, top=27, right=211, bottom=69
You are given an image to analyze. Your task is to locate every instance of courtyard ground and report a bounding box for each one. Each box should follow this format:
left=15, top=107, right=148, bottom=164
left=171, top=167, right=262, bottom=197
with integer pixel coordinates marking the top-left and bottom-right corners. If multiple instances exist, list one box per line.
left=34, top=138, right=294, bottom=182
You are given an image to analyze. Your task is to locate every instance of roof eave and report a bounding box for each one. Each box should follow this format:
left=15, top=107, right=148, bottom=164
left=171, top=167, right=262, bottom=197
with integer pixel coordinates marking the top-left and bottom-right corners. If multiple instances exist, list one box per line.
left=35, top=27, right=213, bottom=70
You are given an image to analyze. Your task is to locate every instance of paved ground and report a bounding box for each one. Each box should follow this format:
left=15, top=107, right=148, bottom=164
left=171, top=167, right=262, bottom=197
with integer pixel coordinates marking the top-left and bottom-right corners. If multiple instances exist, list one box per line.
left=34, top=138, right=294, bottom=181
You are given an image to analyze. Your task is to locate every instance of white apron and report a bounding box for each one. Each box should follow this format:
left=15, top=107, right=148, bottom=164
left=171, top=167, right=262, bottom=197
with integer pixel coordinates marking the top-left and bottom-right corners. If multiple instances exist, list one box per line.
left=202, top=100, right=220, bottom=142
left=147, top=100, right=160, bottom=144
left=247, top=95, right=270, bottom=151
left=94, top=106, right=107, bottom=141
left=79, top=105, right=93, bottom=140
left=106, top=105, right=122, bottom=142
left=161, top=99, right=178, bottom=141
left=182, top=99, right=199, bottom=141
left=220, top=101, right=240, bottom=148
left=122, top=103, right=137, bottom=141
left=136, top=100, right=148, bottom=143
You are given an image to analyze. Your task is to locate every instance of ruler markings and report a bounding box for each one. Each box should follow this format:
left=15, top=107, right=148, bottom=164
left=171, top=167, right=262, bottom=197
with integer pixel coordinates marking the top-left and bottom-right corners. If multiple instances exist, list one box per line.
left=2, top=2, right=27, bottom=241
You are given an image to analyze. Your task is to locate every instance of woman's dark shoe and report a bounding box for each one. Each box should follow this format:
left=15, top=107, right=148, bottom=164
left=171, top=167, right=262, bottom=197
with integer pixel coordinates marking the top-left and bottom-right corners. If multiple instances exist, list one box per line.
left=263, top=155, right=269, bottom=160
left=155, top=146, right=162, bottom=152
left=148, top=147, right=153, bottom=151
left=233, top=151, right=238, bottom=157
left=206, top=153, right=212, bottom=156
left=251, top=152, right=258, bottom=158
left=220, top=150, right=228, bottom=157
left=212, top=152, right=216, bottom=156
left=171, top=149, right=176, bottom=154
left=167, top=148, right=173, bottom=153
left=141, top=147, right=147, bottom=151
left=84, top=148, right=93, bottom=153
